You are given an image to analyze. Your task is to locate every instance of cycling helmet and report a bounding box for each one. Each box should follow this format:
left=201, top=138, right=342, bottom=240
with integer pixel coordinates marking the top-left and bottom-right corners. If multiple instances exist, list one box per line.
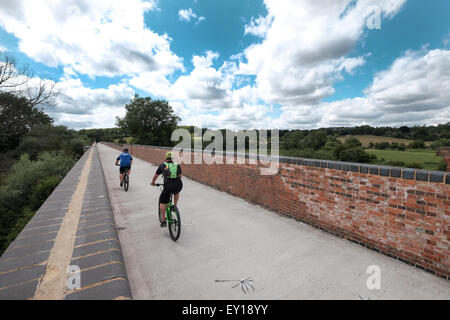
left=165, top=151, right=173, bottom=159
left=123, top=148, right=129, bottom=153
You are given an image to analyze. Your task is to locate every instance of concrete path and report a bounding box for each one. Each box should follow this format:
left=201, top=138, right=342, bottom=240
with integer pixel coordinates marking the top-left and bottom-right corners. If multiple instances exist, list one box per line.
left=97, top=143, right=450, bottom=300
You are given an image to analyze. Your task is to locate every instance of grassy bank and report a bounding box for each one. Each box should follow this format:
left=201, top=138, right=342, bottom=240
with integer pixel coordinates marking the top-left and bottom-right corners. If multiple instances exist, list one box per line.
left=367, top=149, right=443, bottom=170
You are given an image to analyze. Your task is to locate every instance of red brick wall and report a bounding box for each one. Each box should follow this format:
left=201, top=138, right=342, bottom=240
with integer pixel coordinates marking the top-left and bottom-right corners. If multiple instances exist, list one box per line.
left=106, top=143, right=450, bottom=279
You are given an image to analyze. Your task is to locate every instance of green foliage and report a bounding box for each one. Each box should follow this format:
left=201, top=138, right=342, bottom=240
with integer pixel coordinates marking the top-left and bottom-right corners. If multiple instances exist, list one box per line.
left=375, top=142, right=390, bottom=150
left=116, top=94, right=180, bottom=146
left=30, top=176, right=61, bottom=210
left=329, top=123, right=450, bottom=141
left=386, top=160, right=406, bottom=167
left=438, top=160, right=448, bottom=171
left=299, top=130, right=327, bottom=150
left=64, top=136, right=90, bottom=157
left=405, top=162, right=424, bottom=169
left=0, top=152, right=76, bottom=254
left=337, top=147, right=371, bottom=163
left=430, top=138, right=450, bottom=150
left=344, top=137, right=362, bottom=148
left=408, top=140, right=426, bottom=149
left=78, top=128, right=126, bottom=143
left=0, top=92, right=53, bottom=153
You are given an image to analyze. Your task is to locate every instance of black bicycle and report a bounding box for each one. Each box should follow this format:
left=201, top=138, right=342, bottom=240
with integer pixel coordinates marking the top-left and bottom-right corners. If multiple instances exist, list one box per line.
left=154, top=183, right=181, bottom=241
left=116, top=164, right=129, bottom=192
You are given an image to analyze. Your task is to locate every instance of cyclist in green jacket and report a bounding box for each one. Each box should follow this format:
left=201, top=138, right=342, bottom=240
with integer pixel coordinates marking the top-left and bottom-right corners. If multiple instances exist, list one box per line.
left=151, top=151, right=183, bottom=227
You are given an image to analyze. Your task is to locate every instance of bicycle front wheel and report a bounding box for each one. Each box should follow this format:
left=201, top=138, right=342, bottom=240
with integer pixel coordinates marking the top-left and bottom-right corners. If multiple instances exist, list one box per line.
left=168, top=205, right=181, bottom=241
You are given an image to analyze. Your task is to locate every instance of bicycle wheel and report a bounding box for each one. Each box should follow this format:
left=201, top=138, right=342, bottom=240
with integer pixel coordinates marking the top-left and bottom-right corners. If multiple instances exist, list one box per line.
left=168, top=205, right=181, bottom=241
left=124, top=174, right=129, bottom=192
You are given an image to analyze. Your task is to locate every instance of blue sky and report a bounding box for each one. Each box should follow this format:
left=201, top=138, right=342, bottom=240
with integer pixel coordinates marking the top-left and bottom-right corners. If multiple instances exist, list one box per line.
left=0, top=0, right=449, bottom=129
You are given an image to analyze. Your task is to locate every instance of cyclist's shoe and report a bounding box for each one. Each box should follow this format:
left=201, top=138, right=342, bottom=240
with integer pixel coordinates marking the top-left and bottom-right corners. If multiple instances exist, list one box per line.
left=160, top=220, right=167, bottom=228
left=120, top=182, right=123, bottom=187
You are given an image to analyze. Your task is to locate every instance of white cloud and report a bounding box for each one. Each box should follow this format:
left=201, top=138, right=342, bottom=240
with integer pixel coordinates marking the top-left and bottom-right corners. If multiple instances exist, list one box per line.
left=244, top=15, right=273, bottom=38
left=238, top=0, right=407, bottom=107
left=178, top=8, right=196, bottom=21
left=42, top=74, right=135, bottom=129
left=178, top=8, right=205, bottom=24
left=0, top=46, right=7, bottom=52
left=317, top=49, right=450, bottom=128
left=0, top=0, right=182, bottom=78
left=3, top=0, right=448, bottom=130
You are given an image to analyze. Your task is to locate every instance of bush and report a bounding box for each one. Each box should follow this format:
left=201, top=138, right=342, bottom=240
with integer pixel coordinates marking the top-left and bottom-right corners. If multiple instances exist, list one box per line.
left=30, top=175, right=61, bottom=210
left=386, top=160, right=406, bottom=167
left=65, top=137, right=90, bottom=157
left=300, top=131, right=328, bottom=150
left=375, top=142, right=390, bottom=150
left=337, top=147, right=371, bottom=163
left=4, top=152, right=75, bottom=201
left=438, top=160, right=448, bottom=171
left=344, top=137, right=362, bottom=148
left=430, top=138, right=450, bottom=150
left=405, top=162, right=424, bottom=169
left=0, top=152, right=76, bottom=254
left=408, top=140, right=425, bottom=149
left=397, top=143, right=406, bottom=151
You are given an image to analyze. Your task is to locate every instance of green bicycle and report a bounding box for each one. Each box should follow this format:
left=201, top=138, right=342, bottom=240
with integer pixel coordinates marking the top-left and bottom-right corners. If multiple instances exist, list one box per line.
left=155, top=183, right=181, bottom=241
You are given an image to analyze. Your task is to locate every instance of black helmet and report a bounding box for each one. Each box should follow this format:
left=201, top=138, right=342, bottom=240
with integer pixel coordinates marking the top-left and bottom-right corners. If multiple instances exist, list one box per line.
left=123, top=148, right=129, bottom=153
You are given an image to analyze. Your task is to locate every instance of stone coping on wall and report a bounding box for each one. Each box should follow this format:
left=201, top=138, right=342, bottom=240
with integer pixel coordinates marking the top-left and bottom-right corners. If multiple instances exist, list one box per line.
left=115, top=143, right=450, bottom=185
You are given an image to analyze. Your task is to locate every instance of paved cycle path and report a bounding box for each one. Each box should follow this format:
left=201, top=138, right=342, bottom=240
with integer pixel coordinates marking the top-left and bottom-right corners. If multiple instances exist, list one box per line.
left=97, top=143, right=449, bottom=300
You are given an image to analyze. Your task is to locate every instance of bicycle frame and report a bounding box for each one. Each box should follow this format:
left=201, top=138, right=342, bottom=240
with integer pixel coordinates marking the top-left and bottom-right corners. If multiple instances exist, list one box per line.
left=156, top=184, right=175, bottom=223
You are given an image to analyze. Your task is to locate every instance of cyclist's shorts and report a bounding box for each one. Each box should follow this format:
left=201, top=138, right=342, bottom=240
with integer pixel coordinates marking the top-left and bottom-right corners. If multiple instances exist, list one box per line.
left=120, top=166, right=131, bottom=174
left=159, top=179, right=183, bottom=204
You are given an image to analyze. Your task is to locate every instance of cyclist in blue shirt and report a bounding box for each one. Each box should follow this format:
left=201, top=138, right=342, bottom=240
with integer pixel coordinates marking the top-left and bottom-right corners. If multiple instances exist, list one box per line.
left=115, top=148, right=133, bottom=187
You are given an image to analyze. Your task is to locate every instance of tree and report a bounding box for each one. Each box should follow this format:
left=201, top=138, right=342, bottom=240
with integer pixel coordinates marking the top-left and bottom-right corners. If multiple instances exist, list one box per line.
left=344, top=137, right=362, bottom=148
left=408, top=140, right=425, bottom=149
left=0, top=53, right=59, bottom=107
left=0, top=92, right=53, bottom=152
left=300, top=130, right=327, bottom=150
left=116, top=95, right=180, bottom=146
left=337, top=147, right=371, bottom=163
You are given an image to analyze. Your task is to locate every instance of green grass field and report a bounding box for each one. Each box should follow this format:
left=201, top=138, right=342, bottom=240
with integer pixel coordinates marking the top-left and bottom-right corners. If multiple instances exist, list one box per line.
left=367, top=149, right=443, bottom=170
left=338, top=135, right=433, bottom=147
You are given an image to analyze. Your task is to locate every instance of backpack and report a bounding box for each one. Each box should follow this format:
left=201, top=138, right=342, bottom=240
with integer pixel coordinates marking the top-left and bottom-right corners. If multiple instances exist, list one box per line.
left=164, top=162, right=178, bottom=179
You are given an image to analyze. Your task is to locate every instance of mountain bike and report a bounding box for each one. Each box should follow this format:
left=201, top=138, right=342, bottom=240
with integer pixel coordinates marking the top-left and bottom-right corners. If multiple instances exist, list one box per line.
left=116, top=164, right=129, bottom=192
left=154, top=183, right=181, bottom=241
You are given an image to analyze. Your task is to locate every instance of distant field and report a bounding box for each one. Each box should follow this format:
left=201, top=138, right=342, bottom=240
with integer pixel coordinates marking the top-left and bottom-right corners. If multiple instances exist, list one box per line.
left=338, top=135, right=433, bottom=147
left=367, top=149, right=443, bottom=170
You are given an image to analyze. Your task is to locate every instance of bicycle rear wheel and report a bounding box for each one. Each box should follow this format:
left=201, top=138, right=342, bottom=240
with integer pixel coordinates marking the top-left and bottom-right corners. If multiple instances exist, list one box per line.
left=168, top=205, right=181, bottom=241
left=124, top=174, right=129, bottom=191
